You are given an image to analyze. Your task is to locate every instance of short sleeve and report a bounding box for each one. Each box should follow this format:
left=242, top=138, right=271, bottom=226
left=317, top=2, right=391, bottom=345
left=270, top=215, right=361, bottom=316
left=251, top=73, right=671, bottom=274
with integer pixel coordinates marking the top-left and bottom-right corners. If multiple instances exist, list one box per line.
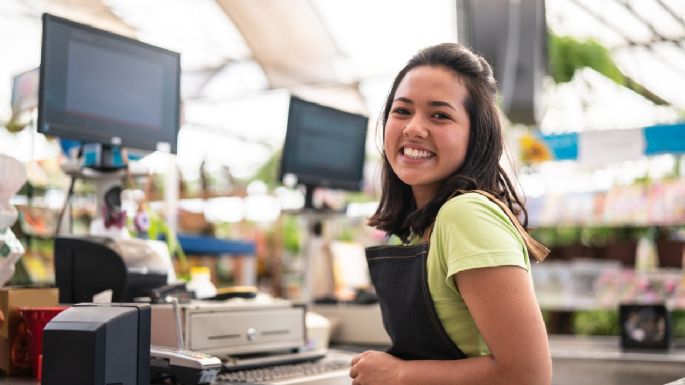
left=432, top=193, right=528, bottom=293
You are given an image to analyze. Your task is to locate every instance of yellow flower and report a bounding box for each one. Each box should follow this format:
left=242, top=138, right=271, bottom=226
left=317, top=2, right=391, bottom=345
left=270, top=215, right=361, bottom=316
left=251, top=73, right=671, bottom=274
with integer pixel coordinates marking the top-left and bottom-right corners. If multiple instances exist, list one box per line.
left=520, top=134, right=553, bottom=164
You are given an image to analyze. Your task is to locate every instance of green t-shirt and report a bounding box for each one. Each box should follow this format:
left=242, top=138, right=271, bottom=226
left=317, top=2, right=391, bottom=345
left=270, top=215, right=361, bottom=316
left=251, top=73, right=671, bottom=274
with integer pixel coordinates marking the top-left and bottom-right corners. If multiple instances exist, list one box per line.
left=426, top=192, right=531, bottom=357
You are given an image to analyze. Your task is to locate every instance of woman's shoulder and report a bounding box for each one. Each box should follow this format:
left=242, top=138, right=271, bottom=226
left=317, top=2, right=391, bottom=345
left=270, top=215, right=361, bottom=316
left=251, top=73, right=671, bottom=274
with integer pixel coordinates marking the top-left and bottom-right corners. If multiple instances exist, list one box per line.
left=433, top=191, right=529, bottom=263
left=438, top=191, right=500, bottom=217
left=435, top=191, right=516, bottom=235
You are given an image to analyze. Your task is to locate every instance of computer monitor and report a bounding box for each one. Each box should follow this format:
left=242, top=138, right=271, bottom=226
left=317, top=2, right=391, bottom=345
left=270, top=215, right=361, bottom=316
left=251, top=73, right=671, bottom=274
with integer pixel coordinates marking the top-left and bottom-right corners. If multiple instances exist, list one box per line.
left=279, top=96, right=368, bottom=208
left=37, top=13, right=181, bottom=160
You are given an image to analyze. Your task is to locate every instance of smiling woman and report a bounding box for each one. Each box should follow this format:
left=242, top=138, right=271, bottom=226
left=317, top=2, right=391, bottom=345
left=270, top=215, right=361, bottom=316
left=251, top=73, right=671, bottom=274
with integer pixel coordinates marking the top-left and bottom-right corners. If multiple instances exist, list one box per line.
left=356, top=43, right=552, bottom=385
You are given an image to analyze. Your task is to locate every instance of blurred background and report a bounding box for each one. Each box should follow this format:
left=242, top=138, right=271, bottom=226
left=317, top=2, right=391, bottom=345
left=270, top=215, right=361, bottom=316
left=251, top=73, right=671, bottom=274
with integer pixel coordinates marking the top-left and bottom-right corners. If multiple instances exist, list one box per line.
left=1, top=1, right=685, bottom=373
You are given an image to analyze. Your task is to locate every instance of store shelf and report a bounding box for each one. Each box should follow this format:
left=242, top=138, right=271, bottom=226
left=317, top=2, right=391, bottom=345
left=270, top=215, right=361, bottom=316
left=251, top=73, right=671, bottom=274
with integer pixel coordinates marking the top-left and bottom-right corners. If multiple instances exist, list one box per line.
left=175, top=234, right=255, bottom=256
left=533, top=261, right=685, bottom=311
left=526, top=180, right=685, bottom=228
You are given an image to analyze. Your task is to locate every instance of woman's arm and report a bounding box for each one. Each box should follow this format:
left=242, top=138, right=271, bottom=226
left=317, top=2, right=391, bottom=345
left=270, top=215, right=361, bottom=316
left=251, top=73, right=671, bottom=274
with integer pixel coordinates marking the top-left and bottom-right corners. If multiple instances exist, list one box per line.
left=350, top=265, right=551, bottom=385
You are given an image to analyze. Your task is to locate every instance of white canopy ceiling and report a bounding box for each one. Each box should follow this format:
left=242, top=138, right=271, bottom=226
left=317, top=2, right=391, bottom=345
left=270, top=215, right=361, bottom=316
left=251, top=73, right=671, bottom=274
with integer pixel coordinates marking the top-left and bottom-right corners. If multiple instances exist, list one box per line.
left=0, top=0, right=683, bottom=178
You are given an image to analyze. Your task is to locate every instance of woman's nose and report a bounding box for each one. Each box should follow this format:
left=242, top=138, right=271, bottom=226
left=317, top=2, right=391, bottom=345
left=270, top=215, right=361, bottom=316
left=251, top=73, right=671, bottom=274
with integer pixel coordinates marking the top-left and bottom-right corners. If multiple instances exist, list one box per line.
left=403, top=117, right=428, bottom=138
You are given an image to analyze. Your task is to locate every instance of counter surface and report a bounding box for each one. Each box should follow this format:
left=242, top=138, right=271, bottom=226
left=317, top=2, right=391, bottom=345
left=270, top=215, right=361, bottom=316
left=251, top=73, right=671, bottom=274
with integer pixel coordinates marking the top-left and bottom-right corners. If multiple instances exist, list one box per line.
left=550, top=334, right=685, bottom=362
left=2, top=336, right=685, bottom=384
left=549, top=335, right=685, bottom=385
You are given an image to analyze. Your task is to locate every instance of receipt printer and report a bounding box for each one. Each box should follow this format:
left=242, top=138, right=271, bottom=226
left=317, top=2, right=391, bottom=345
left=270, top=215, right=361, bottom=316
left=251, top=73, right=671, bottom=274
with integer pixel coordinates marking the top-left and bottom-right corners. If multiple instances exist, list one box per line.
left=54, top=236, right=169, bottom=303
left=42, top=303, right=151, bottom=385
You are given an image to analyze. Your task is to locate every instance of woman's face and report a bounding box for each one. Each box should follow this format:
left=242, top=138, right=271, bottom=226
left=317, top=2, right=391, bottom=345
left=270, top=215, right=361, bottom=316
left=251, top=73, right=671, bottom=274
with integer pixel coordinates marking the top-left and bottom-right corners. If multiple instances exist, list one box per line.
left=384, top=65, right=471, bottom=206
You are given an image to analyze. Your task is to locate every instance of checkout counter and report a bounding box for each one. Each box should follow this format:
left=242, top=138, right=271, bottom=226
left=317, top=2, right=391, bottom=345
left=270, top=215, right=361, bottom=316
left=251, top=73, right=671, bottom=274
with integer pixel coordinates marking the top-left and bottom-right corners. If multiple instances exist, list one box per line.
left=304, top=301, right=685, bottom=385
left=4, top=235, right=685, bottom=384
left=3, top=306, right=685, bottom=385
left=321, top=305, right=685, bottom=385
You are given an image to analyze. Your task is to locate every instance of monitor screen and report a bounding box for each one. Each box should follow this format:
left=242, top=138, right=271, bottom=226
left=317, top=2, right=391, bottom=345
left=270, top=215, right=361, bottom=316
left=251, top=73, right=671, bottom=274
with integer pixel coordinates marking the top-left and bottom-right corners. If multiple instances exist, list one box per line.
left=279, top=96, right=368, bottom=192
left=38, top=13, right=180, bottom=153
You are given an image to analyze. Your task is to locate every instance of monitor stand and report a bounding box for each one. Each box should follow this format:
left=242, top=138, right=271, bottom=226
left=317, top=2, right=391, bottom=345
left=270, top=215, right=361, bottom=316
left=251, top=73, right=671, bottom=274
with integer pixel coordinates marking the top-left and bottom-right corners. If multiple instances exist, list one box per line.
left=298, top=185, right=338, bottom=303
left=82, top=143, right=126, bottom=171
left=302, top=184, right=343, bottom=213
left=58, top=144, right=140, bottom=237
left=60, top=165, right=127, bottom=237
left=303, top=184, right=316, bottom=211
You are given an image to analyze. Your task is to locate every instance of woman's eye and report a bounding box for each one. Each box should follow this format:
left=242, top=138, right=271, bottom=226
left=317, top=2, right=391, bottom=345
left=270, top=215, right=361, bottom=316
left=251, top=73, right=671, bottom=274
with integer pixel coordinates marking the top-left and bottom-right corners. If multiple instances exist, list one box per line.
left=392, top=107, right=410, bottom=115
left=432, top=112, right=450, bottom=120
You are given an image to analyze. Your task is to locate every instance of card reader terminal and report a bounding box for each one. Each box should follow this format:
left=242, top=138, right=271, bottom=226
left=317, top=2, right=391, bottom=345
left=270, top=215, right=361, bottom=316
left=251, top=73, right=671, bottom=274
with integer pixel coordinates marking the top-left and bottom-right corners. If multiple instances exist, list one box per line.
left=150, top=345, right=222, bottom=385
left=150, top=296, right=222, bottom=384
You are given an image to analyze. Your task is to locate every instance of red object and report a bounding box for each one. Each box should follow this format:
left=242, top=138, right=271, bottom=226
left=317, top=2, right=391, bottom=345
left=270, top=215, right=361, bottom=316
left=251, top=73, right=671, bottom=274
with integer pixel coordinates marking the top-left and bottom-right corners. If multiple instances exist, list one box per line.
left=17, top=306, right=67, bottom=380
left=36, top=354, right=42, bottom=381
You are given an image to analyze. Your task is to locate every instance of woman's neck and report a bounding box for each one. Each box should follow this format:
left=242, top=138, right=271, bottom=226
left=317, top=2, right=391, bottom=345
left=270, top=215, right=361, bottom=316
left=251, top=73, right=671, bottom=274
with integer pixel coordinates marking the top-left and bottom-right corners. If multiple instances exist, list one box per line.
left=412, top=185, right=437, bottom=209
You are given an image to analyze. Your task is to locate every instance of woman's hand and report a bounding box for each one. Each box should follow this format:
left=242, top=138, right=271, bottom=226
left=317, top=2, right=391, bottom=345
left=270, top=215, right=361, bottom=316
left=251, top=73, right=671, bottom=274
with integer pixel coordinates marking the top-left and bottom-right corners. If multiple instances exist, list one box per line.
left=349, top=350, right=404, bottom=385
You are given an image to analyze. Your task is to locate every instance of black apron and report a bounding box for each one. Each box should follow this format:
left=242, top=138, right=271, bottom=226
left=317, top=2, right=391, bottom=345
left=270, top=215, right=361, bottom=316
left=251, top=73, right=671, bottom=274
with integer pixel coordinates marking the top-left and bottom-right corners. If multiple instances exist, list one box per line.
left=365, top=190, right=549, bottom=361
left=366, top=242, right=467, bottom=360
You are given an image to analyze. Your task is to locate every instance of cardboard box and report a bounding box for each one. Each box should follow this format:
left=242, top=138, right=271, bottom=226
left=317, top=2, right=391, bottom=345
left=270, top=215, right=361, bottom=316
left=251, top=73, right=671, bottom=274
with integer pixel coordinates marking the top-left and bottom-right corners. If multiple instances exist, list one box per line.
left=0, top=287, right=58, bottom=375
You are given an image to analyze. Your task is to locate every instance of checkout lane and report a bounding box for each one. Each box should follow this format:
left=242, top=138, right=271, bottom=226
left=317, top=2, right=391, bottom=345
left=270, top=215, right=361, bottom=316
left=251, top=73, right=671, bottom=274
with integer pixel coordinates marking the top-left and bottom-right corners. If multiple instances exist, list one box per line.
left=6, top=221, right=685, bottom=384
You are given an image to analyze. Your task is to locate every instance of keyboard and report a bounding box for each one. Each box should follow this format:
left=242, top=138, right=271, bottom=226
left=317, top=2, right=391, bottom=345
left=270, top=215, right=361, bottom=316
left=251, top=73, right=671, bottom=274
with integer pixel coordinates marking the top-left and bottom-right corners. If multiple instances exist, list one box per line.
left=215, top=351, right=354, bottom=385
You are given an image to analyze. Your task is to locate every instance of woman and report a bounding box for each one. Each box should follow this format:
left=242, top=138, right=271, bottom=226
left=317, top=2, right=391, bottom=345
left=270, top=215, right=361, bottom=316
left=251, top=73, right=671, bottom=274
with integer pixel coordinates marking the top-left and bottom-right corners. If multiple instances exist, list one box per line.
left=350, top=43, right=552, bottom=385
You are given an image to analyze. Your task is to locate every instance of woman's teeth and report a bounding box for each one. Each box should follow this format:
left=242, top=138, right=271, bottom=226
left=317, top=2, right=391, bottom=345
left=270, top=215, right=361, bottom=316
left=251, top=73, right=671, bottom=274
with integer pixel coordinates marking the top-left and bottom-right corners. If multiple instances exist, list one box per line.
left=404, top=147, right=434, bottom=159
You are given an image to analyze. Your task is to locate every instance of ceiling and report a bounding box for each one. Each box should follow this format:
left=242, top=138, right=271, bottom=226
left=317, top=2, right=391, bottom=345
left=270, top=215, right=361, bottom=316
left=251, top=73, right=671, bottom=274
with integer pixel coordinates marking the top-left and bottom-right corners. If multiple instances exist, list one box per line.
left=0, top=0, right=683, bottom=178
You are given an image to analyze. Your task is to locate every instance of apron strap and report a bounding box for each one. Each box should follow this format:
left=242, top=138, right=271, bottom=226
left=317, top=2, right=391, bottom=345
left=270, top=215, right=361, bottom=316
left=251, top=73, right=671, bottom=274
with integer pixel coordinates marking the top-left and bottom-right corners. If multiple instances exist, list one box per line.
left=422, top=190, right=549, bottom=262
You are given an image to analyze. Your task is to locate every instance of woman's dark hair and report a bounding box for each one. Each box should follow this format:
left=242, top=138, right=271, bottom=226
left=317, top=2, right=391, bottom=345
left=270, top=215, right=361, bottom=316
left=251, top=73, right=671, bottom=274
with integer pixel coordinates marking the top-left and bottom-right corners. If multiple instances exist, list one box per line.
left=368, top=42, right=527, bottom=242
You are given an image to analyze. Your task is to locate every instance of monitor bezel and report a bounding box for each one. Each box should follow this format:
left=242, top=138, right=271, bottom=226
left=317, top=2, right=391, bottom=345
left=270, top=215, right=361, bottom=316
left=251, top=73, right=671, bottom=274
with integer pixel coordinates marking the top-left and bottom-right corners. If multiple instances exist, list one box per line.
left=279, top=96, right=368, bottom=192
left=37, top=13, right=181, bottom=154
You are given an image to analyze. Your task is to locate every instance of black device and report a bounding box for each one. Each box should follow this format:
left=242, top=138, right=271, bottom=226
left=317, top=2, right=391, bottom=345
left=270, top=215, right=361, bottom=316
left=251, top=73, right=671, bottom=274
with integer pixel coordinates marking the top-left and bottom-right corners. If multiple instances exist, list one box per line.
left=457, top=0, right=547, bottom=125
left=149, top=282, right=195, bottom=304
left=42, top=303, right=151, bottom=385
left=279, top=96, right=368, bottom=209
left=619, top=303, right=671, bottom=350
left=54, top=236, right=169, bottom=303
left=38, top=13, right=181, bottom=167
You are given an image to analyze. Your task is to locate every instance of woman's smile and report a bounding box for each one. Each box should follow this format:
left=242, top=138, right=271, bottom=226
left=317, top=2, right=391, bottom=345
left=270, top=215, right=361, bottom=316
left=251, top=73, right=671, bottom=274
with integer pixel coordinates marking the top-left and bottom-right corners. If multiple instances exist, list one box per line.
left=401, top=145, right=436, bottom=160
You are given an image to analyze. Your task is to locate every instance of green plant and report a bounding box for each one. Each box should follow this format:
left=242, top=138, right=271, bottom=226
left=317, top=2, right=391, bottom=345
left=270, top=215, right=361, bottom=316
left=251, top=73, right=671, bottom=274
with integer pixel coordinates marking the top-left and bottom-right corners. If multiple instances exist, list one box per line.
left=549, top=33, right=668, bottom=105
left=580, top=226, right=612, bottom=248
left=557, top=226, right=583, bottom=247
left=250, top=150, right=281, bottom=189
left=529, top=227, right=557, bottom=247
left=671, top=310, right=685, bottom=338
left=147, top=212, right=189, bottom=279
left=338, top=227, right=355, bottom=243
left=281, top=215, right=301, bottom=254
left=609, top=226, right=650, bottom=243
left=549, top=34, right=622, bottom=84
left=573, top=310, right=620, bottom=336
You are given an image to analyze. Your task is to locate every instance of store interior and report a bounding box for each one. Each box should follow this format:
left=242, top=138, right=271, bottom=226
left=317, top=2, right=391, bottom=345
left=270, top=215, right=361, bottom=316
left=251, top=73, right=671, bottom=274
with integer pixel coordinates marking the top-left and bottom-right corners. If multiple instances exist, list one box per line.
left=1, top=1, right=685, bottom=384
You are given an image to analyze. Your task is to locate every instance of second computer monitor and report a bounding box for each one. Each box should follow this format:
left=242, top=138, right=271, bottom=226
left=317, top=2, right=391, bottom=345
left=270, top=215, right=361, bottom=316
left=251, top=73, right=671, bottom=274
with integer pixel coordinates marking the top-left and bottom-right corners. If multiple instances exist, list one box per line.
left=279, top=96, right=368, bottom=194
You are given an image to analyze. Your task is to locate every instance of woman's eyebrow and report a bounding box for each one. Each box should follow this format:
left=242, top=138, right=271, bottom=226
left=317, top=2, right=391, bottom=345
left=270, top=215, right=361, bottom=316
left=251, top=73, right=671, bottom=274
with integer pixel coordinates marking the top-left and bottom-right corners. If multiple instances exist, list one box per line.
left=393, top=97, right=457, bottom=111
left=428, top=100, right=457, bottom=111
left=393, top=96, right=413, bottom=104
